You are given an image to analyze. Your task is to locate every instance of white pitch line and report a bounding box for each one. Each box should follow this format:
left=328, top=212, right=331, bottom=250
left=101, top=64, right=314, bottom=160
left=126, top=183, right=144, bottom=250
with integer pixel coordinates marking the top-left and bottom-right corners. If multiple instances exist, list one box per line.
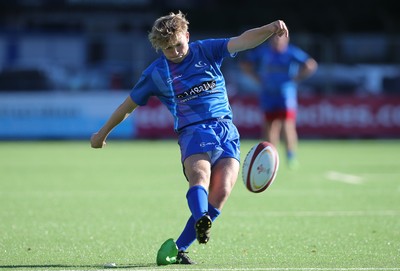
left=325, top=171, right=364, bottom=184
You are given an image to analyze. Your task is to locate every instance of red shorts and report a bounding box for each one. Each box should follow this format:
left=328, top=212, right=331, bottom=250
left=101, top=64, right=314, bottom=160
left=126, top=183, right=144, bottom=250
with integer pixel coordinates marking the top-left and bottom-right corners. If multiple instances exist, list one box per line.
left=264, top=110, right=297, bottom=122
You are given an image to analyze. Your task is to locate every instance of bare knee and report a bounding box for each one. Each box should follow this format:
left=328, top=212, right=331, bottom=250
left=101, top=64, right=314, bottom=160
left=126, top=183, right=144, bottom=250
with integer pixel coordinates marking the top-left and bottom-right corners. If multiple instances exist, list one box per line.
left=184, top=153, right=211, bottom=188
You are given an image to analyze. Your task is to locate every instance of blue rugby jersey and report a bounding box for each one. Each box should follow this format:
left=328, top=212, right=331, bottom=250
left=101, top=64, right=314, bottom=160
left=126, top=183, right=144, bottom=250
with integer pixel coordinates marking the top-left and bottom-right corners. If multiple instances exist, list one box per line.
left=130, top=38, right=235, bottom=132
left=244, top=43, right=310, bottom=111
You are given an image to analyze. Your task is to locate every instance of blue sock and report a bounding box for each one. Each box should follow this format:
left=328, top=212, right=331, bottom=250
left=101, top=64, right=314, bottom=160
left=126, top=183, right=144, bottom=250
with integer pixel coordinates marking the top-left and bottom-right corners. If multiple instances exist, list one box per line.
left=176, top=203, right=221, bottom=251
left=208, top=202, right=221, bottom=220
left=186, top=185, right=209, bottom=221
left=175, top=216, right=196, bottom=251
left=287, top=150, right=295, bottom=160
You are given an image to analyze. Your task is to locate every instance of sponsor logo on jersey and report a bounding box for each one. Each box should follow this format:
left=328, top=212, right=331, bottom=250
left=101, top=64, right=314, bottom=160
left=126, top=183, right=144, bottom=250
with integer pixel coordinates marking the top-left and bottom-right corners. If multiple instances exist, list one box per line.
left=194, top=61, right=207, bottom=68
left=167, top=74, right=183, bottom=84
left=176, top=80, right=216, bottom=102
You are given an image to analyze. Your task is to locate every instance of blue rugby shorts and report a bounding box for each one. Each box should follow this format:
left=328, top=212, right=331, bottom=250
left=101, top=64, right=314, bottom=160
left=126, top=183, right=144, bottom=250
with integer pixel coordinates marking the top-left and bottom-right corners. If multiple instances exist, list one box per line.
left=178, top=118, right=241, bottom=166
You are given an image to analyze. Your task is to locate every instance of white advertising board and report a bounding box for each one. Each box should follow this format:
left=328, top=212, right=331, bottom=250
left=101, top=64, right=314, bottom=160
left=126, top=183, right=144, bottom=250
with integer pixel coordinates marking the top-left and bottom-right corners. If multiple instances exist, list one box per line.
left=0, top=92, right=135, bottom=139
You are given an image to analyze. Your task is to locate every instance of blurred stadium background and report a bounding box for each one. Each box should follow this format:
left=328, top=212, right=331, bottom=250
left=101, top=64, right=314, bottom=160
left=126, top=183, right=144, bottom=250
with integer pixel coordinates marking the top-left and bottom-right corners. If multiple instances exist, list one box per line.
left=0, top=0, right=399, bottom=140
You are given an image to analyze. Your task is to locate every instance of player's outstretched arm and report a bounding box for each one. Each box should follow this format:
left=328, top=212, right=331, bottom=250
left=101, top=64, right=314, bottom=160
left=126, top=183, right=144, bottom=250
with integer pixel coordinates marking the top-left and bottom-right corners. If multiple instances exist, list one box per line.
left=227, top=20, right=288, bottom=54
left=294, top=58, right=318, bottom=82
left=90, top=96, right=138, bottom=148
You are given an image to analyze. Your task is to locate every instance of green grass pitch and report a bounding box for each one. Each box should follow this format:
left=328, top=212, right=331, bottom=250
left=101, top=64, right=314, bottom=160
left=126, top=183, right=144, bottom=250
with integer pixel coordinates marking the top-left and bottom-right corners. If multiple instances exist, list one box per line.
left=0, top=139, right=399, bottom=271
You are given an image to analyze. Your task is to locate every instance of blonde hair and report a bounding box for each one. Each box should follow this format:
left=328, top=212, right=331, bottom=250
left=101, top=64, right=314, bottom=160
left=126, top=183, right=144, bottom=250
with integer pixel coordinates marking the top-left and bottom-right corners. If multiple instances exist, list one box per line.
left=148, top=11, right=189, bottom=52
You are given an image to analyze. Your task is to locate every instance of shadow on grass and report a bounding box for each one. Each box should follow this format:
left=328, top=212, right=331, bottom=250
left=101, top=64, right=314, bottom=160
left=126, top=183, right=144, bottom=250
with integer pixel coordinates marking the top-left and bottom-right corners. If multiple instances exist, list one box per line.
left=0, top=263, right=156, bottom=269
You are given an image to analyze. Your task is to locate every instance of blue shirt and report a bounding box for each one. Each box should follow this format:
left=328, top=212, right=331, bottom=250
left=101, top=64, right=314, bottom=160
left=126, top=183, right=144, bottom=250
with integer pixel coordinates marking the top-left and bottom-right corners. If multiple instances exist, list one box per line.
left=130, top=38, right=235, bottom=132
left=245, top=43, right=310, bottom=111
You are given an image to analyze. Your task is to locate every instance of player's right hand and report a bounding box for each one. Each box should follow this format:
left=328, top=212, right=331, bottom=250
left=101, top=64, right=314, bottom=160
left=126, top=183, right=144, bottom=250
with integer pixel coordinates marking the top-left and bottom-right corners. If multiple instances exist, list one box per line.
left=90, top=133, right=106, bottom=148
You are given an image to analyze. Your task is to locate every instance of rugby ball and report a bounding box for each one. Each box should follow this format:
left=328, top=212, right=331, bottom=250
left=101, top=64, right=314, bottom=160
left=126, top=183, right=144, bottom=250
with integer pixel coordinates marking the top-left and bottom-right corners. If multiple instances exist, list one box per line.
left=242, top=141, right=279, bottom=193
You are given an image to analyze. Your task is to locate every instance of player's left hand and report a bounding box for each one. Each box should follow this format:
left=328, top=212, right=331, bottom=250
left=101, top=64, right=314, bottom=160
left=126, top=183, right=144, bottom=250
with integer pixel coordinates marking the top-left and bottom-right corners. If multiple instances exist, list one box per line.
left=272, top=20, right=289, bottom=37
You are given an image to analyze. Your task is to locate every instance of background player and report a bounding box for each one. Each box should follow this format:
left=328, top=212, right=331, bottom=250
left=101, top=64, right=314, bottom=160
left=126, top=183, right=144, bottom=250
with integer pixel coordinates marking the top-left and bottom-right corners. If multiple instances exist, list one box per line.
left=240, top=34, right=317, bottom=168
